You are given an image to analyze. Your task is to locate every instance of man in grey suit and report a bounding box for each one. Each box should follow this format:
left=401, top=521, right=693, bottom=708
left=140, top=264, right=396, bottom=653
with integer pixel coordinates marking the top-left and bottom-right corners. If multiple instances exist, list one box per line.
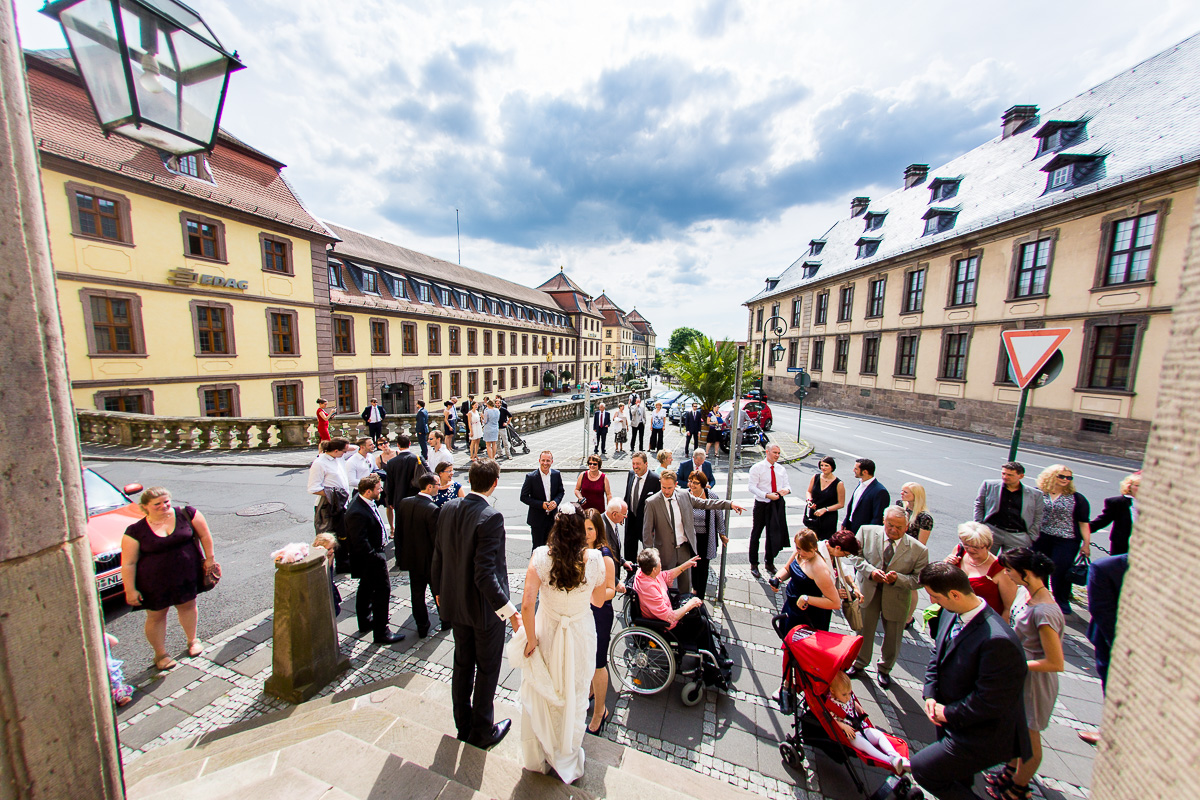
left=973, top=461, right=1044, bottom=552
left=642, top=470, right=744, bottom=594
left=849, top=506, right=929, bottom=688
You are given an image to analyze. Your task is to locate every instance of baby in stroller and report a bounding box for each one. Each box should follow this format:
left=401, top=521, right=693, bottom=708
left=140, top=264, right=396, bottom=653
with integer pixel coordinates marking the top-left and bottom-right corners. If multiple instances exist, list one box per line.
left=826, top=670, right=911, bottom=776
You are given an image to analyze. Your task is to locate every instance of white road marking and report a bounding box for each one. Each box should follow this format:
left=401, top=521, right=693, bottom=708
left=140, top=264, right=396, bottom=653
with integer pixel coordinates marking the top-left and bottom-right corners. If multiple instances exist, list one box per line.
left=1074, top=475, right=1107, bottom=483
left=805, top=414, right=850, bottom=428
left=869, top=430, right=934, bottom=443
left=831, top=448, right=860, bottom=459
left=896, top=469, right=952, bottom=487
left=854, top=435, right=904, bottom=447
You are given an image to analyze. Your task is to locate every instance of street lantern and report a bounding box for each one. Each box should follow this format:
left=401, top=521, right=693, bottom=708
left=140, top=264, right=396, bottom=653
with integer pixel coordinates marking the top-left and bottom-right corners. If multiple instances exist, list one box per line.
left=41, top=0, right=244, bottom=155
left=771, top=343, right=786, bottom=363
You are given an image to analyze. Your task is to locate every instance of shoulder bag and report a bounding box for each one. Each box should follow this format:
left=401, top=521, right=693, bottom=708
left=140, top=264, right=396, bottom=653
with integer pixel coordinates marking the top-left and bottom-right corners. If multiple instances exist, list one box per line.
left=183, top=506, right=222, bottom=592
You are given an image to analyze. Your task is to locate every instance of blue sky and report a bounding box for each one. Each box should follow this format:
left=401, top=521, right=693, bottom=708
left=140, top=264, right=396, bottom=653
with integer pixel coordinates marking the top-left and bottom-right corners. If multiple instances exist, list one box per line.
left=15, top=0, right=1200, bottom=340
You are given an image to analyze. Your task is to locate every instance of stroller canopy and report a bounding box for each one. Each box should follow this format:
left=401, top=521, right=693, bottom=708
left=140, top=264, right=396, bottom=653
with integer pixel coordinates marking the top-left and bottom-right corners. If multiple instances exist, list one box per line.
left=783, top=627, right=864, bottom=688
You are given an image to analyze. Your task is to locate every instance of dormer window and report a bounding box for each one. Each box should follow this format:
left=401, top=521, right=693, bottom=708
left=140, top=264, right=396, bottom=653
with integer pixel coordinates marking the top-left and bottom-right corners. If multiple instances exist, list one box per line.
left=809, top=239, right=826, bottom=256
left=766, top=278, right=780, bottom=290
left=922, top=208, right=959, bottom=236
left=360, top=270, right=378, bottom=294
left=864, top=212, right=887, bottom=232
left=328, top=261, right=344, bottom=289
left=417, top=282, right=431, bottom=303
left=1034, top=120, right=1087, bottom=156
left=388, top=274, right=406, bottom=298
left=802, top=262, right=821, bottom=279
left=855, top=237, right=881, bottom=260
left=928, top=177, right=960, bottom=203
left=1040, top=153, right=1105, bottom=193
left=162, top=152, right=213, bottom=182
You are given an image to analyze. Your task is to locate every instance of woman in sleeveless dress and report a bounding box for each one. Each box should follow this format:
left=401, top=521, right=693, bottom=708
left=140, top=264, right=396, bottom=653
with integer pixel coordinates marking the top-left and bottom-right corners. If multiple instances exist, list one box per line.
left=943, top=522, right=1017, bottom=621
left=120, top=487, right=217, bottom=671
left=574, top=455, right=611, bottom=512
left=805, top=456, right=845, bottom=540
left=771, top=529, right=841, bottom=634
left=582, top=509, right=620, bottom=734
left=509, top=504, right=606, bottom=783
left=315, top=399, right=334, bottom=452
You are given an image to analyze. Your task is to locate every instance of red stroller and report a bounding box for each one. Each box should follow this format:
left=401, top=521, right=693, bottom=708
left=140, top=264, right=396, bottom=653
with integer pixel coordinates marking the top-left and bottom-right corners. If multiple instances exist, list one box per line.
left=778, top=626, right=924, bottom=800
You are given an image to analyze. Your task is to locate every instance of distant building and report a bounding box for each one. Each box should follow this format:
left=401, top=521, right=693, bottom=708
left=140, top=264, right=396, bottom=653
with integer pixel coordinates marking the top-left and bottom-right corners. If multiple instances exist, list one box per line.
left=536, top=269, right=605, bottom=384
left=744, top=34, right=1200, bottom=459
left=594, top=292, right=636, bottom=378
left=626, top=308, right=657, bottom=373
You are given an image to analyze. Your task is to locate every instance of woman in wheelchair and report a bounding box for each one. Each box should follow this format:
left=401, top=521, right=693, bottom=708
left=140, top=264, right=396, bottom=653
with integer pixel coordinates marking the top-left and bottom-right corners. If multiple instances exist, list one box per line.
left=632, top=547, right=732, bottom=684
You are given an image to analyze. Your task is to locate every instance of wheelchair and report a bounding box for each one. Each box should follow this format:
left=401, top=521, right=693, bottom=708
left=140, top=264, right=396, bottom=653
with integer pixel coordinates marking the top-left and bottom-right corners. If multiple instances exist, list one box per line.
left=608, top=577, right=731, bottom=707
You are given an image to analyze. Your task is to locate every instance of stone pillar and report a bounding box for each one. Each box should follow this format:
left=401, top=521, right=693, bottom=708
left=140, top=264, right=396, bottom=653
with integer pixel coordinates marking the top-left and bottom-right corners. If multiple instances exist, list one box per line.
left=264, top=548, right=349, bottom=703
left=1092, top=178, right=1200, bottom=799
left=0, top=4, right=124, bottom=797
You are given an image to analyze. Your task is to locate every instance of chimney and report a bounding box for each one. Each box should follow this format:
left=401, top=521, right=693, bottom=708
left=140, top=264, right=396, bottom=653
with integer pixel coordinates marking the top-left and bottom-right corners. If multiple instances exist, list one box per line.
left=904, top=164, right=929, bottom=189
left=850, top=197, right=870, bottom=217
left=1001, top=105, right=1038, bottom=139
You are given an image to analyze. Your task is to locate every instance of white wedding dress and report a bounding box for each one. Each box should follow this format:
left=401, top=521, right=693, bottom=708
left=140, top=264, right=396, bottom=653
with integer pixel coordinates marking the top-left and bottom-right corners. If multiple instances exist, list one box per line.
left=507, top=546, right=604, bottom=783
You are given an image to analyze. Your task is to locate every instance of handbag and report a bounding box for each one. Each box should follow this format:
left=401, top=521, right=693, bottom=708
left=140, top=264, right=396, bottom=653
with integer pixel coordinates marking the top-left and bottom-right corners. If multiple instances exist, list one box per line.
left=183, top=506, right=222, bottom=593
left=801, top=475, right=819, bottom=529
left=841, top=597, right=863, bottom=632
left=1069, top=552, right=1091, bottom=586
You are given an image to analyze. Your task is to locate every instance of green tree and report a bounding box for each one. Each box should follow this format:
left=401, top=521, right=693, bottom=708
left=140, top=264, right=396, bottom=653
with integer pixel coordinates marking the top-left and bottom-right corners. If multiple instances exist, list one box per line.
left=666, top=326, right=703, bottom=354
left=662, top=335, right=759, bottom=412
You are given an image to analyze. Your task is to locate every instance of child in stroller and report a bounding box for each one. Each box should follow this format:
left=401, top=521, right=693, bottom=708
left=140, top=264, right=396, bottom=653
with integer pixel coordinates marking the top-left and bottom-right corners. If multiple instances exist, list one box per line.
left=827, top=671, right=911, bottom=776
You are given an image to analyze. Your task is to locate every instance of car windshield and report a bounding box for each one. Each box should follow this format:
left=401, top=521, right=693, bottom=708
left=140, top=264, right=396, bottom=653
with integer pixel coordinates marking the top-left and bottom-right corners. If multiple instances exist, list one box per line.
left=83, top=469, right=130, bottom=515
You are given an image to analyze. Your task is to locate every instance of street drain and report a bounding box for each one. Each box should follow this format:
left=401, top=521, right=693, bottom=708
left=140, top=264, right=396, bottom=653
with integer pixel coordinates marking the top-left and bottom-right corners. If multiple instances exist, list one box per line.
left=236, top=502, right=287, bottom=517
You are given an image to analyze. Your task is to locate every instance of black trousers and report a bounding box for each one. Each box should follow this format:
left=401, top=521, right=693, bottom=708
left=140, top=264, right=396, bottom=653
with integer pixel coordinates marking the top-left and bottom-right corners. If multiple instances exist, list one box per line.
left=748, top=499, right=785, bottom=567
left=530, top=518, right=553, bottom=551
left=672, top=607, right=721, bottom=681
left=416, top=434, right=429, bottom=460
left=648, top=427, right=664, bottom=451
left=367, top=421, right=383, bottom=440
left=355, top=557, right=391, bottom=636
left=450, top=618, right=505, bottom=745
left=684, top=430, right=700, bottom=454
left=624, top=514, right=644, bottom=575
left=1034, top=534, right=1082, bottom=610
left=631, top=423, right=645, bottom=451
left=594, top=428, right=608, bottom=453
left=409, top=570, right=433, bottom=634
left=911, top=733, right=996, bottom=800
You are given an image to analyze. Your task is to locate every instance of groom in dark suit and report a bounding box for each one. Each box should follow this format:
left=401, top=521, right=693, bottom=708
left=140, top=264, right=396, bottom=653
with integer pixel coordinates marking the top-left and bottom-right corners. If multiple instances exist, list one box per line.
left=911, top=562, right=1030, bottom=799
left=519, top=450, right=565, bottom=550
left=384, top=433, right=421, bottom=561
left=842, top=457, right=890, bottom=533
left=344, top=474, right=404, bottom=645
left=430, top=458, right=520, bottom=749
left=399, top=473, right=441, bottom=638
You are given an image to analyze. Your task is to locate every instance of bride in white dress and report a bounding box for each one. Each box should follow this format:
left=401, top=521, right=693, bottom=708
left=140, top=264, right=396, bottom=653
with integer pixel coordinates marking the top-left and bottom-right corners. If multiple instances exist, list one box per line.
left=507, top=503, right=606, bottom=783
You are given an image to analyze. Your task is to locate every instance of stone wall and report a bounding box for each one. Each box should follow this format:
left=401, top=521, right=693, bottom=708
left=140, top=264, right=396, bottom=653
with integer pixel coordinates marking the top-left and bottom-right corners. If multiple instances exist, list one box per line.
left=801, top=381, right=1149, bottom=461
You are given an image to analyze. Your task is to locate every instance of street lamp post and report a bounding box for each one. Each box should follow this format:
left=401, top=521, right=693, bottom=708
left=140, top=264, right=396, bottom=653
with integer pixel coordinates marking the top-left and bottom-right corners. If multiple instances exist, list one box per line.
left=759, top=314, right=787, bottom=395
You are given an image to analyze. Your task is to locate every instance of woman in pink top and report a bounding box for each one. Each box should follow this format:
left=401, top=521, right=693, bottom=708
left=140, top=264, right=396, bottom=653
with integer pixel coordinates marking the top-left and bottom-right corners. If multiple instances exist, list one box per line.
left=632, top=548, right=729, bottom=683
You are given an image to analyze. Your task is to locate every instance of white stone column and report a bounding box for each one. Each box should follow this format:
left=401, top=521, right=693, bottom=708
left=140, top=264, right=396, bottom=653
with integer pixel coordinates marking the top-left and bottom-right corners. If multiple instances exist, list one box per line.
left=0, top=3, right=123, bottom=797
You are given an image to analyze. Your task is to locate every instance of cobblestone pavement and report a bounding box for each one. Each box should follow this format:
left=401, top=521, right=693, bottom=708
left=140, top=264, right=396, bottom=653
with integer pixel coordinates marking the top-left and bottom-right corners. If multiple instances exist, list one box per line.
left=82, top=411, right=811, bottom=473
left=115, top=567, right=1098, bottom=799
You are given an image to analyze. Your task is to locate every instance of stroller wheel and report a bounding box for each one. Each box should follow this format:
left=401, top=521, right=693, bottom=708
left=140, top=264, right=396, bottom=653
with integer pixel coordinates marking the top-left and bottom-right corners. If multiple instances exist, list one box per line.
left=779, top=741, right=802, bottom=770
left=903, top=787, right=924, bottom=800
left=681, top=681, right=704, bottom=707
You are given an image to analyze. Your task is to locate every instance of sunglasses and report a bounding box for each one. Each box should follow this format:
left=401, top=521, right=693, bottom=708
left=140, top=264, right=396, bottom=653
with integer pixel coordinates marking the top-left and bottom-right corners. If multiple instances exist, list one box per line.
left=1057, top=474, right=1073, bottom=480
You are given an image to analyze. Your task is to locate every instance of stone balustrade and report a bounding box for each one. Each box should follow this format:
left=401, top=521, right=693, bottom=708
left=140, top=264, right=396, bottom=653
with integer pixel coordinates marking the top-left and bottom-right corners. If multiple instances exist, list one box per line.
left=75, top=389, right=650, bottom=451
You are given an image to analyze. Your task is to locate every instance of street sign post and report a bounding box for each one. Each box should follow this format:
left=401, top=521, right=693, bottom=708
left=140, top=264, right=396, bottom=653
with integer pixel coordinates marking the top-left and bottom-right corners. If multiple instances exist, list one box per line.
left=1002, top=328, right=1072, bottom=460
left=793, top=369, right=810, bottom=442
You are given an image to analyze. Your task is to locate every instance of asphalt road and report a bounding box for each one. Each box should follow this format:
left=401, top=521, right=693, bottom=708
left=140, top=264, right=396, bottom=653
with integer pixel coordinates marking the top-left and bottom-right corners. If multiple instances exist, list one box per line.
left=89, top=402, right=1140, bottom=670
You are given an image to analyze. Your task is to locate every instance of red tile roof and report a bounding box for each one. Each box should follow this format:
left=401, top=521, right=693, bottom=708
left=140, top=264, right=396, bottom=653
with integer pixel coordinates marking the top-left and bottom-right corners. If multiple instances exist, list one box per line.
left=25, top=53, right=333, bottom=238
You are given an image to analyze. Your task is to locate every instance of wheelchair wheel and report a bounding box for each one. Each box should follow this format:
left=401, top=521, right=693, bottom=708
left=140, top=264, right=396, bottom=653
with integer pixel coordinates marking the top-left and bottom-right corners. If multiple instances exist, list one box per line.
left=779, top=741, right=802, bottom=770
left=609, top=626, right=675, bottom=695
left=681, top=680, right=704, bottom=707
left=618, top=592, right=635, bottom=628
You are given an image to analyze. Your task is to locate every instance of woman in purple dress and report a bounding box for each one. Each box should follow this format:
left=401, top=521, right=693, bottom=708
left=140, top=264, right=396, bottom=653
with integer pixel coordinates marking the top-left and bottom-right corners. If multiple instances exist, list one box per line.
left=120, top=487, right=216, bottom=671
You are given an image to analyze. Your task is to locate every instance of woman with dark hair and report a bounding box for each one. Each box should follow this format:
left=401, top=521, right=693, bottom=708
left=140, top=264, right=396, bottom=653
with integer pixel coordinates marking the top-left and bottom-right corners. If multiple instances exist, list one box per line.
left=511, top=504, right=607, bottom=783
left=771, top=529, right=842, bottom=633
left=687, top=471, right=728, bottom=601
left=574, top=455, right=611, bottom=512
left=315, top=398, right=335, bottom=452
left=988, top=548, right=1065, bottom=800
left=432, top=461, right=465, bottom=507
left=819, top=529, right=863, bottom=615
left=582, top=508, right=620, bottom=735
left=805, top=456, right=845, bottom=541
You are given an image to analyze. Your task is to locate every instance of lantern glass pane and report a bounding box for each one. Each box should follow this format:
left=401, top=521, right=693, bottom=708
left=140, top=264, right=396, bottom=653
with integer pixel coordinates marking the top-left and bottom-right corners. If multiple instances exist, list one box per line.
left=59, top=0, right=134, bottom=126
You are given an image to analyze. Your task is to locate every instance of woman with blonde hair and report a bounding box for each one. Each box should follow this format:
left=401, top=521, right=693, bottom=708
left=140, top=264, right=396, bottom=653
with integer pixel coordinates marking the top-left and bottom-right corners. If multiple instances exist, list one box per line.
left=895, top=482, right=934, bottom=545
left=652, top=449, right=673, bottom=476
left=944, top=521, right=1018, bottom=621
left=1033, top=465, right=1091, bottom=615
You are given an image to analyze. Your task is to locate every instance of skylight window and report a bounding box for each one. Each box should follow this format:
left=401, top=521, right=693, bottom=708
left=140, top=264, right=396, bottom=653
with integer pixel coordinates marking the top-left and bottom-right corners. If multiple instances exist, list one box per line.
left=922, top=208, right=958, bottom=236
left=928, top=178, right=960, bottom=203
left=1040, top=153, right=1105, bottom=193
left=855, top=238, right=881, bottom=260
left=1034, top=121, right=1087, bottom=156
left=864, top=212, right=887, bottom=232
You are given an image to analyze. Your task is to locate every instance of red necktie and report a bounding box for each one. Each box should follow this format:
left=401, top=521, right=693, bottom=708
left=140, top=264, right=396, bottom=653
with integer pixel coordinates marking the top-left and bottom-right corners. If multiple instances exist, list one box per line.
left=770, top=466, right=778, bottom=495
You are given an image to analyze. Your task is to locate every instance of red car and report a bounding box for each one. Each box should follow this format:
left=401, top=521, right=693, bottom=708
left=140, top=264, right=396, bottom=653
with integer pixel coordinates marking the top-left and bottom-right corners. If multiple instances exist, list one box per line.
left=718, top=398, right=774, bottom=432
left=83, top=468, right=143, bottom=600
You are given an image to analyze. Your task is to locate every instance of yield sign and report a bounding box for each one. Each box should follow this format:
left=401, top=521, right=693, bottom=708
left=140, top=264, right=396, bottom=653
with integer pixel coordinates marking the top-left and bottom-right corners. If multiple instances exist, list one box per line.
left=1002, top=328, right=1071, bottom=389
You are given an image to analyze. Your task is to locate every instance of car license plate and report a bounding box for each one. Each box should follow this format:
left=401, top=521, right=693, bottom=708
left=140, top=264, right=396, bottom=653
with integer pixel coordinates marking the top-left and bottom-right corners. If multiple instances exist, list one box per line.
left=96, top=572, right=122, bottom=592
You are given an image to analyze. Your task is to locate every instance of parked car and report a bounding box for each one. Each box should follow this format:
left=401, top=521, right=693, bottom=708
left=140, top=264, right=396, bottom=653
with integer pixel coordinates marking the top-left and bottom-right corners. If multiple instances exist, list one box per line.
left=668, top=394, right=699, bottom=424
left=718, top=398, right=774, bottom=432
left=588, top=380, right=602, bottom=391
left=530, top=397, right=569, bottom=408
left=742, top=388, right=767, bottom=401
left=83, top=468, right=144, bottom=600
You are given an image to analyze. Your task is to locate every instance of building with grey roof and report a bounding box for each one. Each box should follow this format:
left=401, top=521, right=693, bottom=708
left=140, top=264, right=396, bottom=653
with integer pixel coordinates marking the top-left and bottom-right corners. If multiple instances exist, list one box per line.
left=744, top=32, right=1200, bottom=459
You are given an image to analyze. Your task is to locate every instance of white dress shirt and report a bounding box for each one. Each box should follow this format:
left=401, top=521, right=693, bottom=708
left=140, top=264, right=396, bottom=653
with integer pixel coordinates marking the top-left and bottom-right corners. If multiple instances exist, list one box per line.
left=307, top=453, right=350, bottom=499
left=344, top=451, right=375, bottom=485
left=428, top=445, right=453, bottom=474
left=849, top=476, right=875, bottom=513
left=540, top=468, right=553, bottom=504
left=367, top=404, right=382, bottom=423
left=951, top=597, right=987, bottom=638
left=664, top=492, right=685, bottom=546
left=748, top=460, right=790, bottom=503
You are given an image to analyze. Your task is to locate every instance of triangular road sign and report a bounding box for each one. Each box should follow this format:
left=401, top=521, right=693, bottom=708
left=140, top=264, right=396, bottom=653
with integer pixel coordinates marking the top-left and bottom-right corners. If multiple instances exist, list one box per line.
left=1002, top=328, right=1071, bottom=389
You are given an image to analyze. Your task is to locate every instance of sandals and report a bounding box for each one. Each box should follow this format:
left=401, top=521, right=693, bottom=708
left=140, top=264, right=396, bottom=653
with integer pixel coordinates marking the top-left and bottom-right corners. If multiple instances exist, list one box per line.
left=985, top=764, right=1015, bottom=790
left=187, top=640, right=204, bottom=657
left=987, top=785, right=1032, bottom=800
left=586, top=709, right=610, bottom=735
left=154, top=654, right=177, bottom=671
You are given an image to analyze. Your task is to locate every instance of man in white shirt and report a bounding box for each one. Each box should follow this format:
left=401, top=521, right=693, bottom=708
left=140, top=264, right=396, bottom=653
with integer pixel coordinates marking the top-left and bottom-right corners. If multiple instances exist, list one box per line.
left=361, top=398, right=386, bottom=441
left=344, top=437, right=377, bottom=487
left=427, top=430, right=454, bottom=474
left=747, top=444, right=790, bottom=578
left=308, top=438, right=352, bottom=572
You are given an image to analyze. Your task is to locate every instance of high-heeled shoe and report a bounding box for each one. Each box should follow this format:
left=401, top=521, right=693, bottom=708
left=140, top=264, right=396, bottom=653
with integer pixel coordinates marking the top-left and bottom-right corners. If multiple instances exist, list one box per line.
left=586, top=709, right=610, bottom=735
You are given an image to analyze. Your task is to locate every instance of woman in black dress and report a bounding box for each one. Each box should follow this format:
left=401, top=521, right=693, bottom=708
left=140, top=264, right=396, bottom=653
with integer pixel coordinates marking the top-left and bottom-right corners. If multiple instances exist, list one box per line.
left=583, top=509, right=619, bottom=734
left=771, top=529, right=842, bottom=634
left=120, top=487, right=216, bottom=671
left=805, top=456, right=845, bottom=541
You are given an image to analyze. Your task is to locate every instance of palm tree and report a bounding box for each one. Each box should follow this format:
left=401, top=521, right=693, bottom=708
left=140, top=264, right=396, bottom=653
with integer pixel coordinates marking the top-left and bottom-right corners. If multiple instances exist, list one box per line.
left=662, top=336, right=758, bottom=412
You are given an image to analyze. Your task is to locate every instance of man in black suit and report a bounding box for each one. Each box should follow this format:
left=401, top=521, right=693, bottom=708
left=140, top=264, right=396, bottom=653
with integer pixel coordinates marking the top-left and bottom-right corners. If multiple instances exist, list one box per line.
left=414, top=400, right=430, bottom=460
left=912, top=563, right=1029, bottom=799
left=430, top=459, right=520, bottom=750
left=842, top=458, right=890, bottom=533
left=344, top=474, right=405, bottom=645
left=601, top=499, right=634, bottom=573
left=399, top=473, right=441, bottom=638
left=593, top=402, right=611, bottom=455
left=519, top=450, right=564, bottom=550
left=383, top=434, right=421, bottom=565
left=1079, top=552, right=1128, bottom=746
left=623, top=452, right=660, bottom=571
left=361, top=398, right=386, bottom=441
left=682, top=402, right=704, bottom=454
left=1089, top=472, right=1139, bottom=556
left=677, top=448, right=715, bottom=489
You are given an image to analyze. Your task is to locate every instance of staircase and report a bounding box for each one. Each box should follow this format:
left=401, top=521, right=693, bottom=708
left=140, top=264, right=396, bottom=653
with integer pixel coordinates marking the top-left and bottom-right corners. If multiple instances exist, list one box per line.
left=122, top=673, right=760, bottom=800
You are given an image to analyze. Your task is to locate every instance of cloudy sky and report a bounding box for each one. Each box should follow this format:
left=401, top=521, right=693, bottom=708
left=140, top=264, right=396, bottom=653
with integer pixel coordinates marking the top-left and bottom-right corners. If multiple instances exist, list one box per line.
left=14, top=1, right=1200, bottom=340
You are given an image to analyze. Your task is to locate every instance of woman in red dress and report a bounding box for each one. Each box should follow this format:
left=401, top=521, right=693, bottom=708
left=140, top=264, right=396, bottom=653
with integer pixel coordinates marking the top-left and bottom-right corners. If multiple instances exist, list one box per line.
left=943, top=521, right=1018, bottom=620
left=315, top=398, right=335, bottom=451
left=574, top=455, right=612, bottom=512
